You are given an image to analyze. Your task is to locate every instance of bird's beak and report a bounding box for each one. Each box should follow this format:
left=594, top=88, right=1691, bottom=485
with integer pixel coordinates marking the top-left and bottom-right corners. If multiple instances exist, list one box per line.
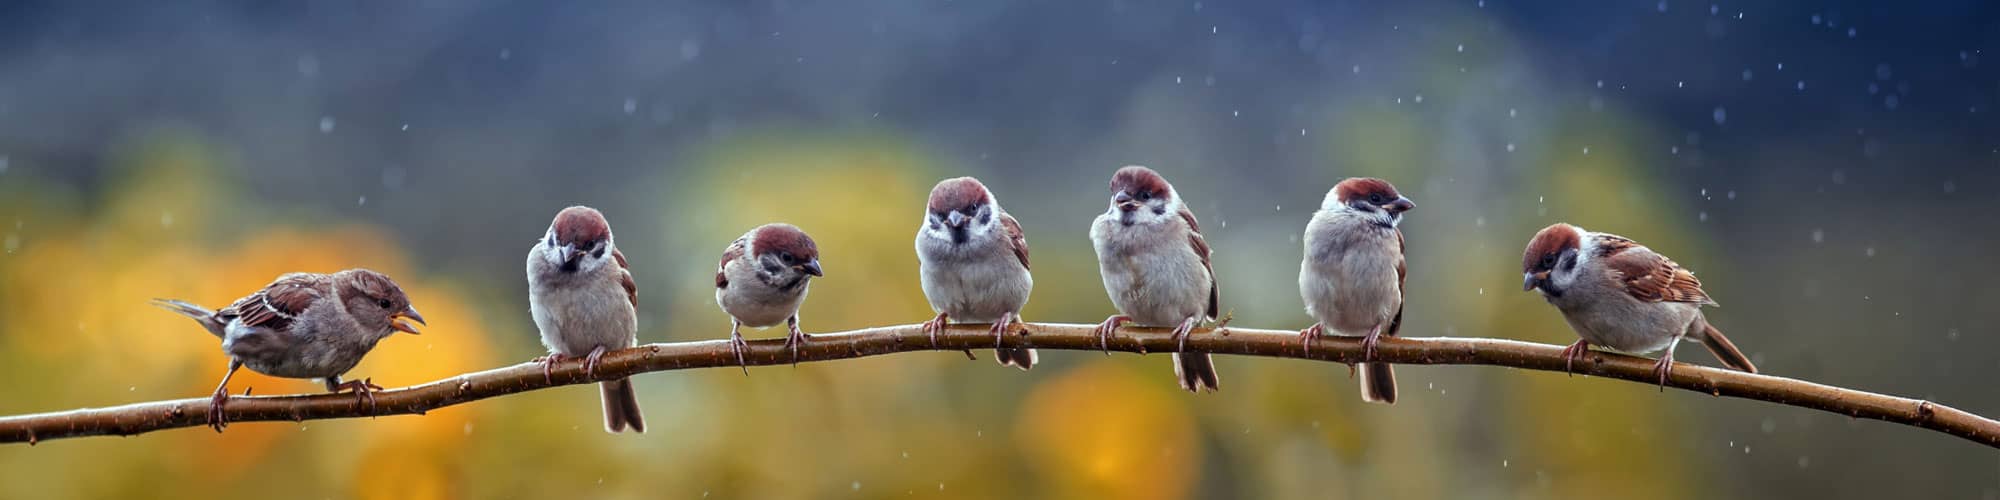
left=391, top=306, right=426, bottom=335
left=557, top=244, right=578, bottom=264
left=798, top=259, right=823, bottom=277
left=1385, top=197, right=1415, bottom=214
left=947, top=211, right=968, bottom=228
left=1522, top=271, right=1549, bottom=292
left=1113, top=192, right=1139, bottom=212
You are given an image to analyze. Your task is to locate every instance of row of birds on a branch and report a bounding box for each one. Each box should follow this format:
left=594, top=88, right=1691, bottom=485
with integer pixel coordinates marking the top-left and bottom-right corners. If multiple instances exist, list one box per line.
left=152, top=165, right=1759, bottom=435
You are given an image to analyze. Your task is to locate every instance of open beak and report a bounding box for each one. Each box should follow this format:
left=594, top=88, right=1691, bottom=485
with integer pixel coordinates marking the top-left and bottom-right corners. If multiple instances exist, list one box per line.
left=391, top=306, right=426, bottom=335
left=798, top=259, right=823, bottom=277
left=1522, top=272, right=1549, bottom=292
left=557, top=244, right=579, bottom=265
left=1113, top=192, right=1139, bottom=212
left=1385, top=197, right=1415, bottom=214
left=946, top=211, right=968, bottom=228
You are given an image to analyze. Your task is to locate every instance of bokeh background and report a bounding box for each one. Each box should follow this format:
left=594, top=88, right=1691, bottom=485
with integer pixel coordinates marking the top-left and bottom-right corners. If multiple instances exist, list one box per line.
left=1, top=1, right=1996, bottom=498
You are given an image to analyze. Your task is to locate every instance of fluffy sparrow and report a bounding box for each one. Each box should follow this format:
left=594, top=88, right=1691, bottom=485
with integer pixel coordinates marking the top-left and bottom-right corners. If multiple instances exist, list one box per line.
left=715, top=223, right=823, bottom=373
left=916, top=177, right=1037, bottom=370
left=527, top=206, right=645, bottom=433
left=1299, top=178, right=1413, bottom=404
left=152, top=269, right=425, bottom=431
left=1090, top=165, right=1222, bottom=392
left=1521, top=223, right=1758, bottom=386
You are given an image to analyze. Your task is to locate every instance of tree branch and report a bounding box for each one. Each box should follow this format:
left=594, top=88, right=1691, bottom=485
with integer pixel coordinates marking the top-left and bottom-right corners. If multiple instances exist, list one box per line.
left=2, top=323, right=1994, bottom=448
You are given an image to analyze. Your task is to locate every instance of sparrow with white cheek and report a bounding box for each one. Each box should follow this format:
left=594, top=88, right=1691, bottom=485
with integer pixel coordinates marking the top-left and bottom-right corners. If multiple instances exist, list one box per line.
left=715, top=223, right=823, bottom=373
left=1299, top=178, right=1414, bottom=404
left=152, top=269, right=426, bottom=432
left=1521, top=223, right=1758, bottom=387
left=1090, top=165, right=1222, bottom=393
left=527, top=206, right=645, bottom=433
left=916, top=177, right=1037, bottom=370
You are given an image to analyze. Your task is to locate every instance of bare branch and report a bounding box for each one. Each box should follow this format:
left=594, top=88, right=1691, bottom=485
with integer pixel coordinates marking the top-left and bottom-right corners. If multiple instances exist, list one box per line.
left=1, top=323, right=1994, bottom=448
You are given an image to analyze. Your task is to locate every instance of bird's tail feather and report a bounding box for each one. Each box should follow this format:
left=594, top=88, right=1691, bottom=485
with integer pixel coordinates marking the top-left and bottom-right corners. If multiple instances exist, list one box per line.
left=1699, top=322, right=1757, bottom=374
left=1173, top=353, right=1220, bottom=393
left=150, top=298, right=226, bottom=338
left=995, top=348, right=1038, bottom=371
left=1359, top=362, right=1398, bottom=404
left=601, top=378, right=645, bottom=434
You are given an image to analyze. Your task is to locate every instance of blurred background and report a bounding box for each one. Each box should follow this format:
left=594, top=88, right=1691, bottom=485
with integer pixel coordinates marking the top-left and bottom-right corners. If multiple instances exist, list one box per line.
left=0, top=0, right=1996, bottom=498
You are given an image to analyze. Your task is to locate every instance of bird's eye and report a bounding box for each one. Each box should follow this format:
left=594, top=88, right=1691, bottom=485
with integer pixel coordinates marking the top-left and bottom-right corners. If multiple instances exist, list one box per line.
left=780, top=253, right=794, bottom=264
left=377, top=298, right=393, bottom=309
left=1541, top=254, right=1557, bottom=267
left=1369, top=193, right=1385, bottom=203
left=1137, top=192, right=1152, bottom=201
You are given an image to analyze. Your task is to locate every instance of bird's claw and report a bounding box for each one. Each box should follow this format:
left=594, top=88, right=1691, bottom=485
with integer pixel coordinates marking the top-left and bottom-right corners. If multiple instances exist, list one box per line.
left=1560, top=340, right=1590, bottom=376
left=1298, top=323, right=1324, bottom=354
left=206, top=390, right=230, bottom=433
left=922, top=312, right=949, bottom=348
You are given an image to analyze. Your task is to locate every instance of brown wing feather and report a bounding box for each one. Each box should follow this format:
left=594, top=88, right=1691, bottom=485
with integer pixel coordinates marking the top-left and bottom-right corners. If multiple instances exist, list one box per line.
left=716, top=238, right=746, bottom=289
left=1385, top=230, right=1406, bottom=337
left=1598, top=238, right=1715, bottom=305
left=612, top=248, right=638, bottom=310
left=998, top=212, right=1030, bottom=271
left=1178, top=207, right=1219, bottom=320
left=220, top=273, right=327, bottom=332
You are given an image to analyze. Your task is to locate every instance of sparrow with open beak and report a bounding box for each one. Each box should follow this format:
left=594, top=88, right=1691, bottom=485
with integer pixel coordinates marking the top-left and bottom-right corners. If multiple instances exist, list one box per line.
left=153, top=269, right=425, bottom=431
left=1090, top=165, right=1223, bottom=392
left=916, top=177, right=1037, bottom=370
left=528, top=206, right=646, bottom=433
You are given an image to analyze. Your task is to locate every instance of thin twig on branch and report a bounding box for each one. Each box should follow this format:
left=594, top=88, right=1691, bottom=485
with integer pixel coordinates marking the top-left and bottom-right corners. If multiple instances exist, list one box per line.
left=0, top=323, right=1994, bottom=448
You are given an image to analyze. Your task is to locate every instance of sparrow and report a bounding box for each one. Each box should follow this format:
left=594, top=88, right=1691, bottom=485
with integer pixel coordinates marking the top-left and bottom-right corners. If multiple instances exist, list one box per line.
left=527, top=206, right=645, bottom=433
left=152, top=269, right=425, bottom=432
left=715, top=223, right=823, bottom=373
left=1090, top=165, right=1222, bottom=393
left=1521, top=223, right=1758, bottom=387
left=1298, top=178, right=1414, bottom=404
left=915, top=177, right=1037, bottom=370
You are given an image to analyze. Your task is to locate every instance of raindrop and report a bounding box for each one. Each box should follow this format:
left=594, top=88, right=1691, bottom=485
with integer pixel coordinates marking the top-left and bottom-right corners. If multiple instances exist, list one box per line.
left=1761, top=418, right=1777, bottom=433
left=1657, top=0, right=1667, bottom=12
left=1, top=234, right=16, bottom=254
left=852, top=481, right=862, bottom=491
left=1232, top=110, right=1240, bottom=117
left=623, top=98, right=637, bottom=114
left=680, top=40, right=702, bottom=60
left=1211, top=26, right=1218, bottom=34
left=1508, top=108, right=1517, bottom=117
left=318, top=116, right=336, bottom=133
left=1868, top=83, right=1879, bottom=95
left=399, top=124, right=409, bottom=131
left=1943, top=180, right=1957, bottom=193
left=901, top=451, right=909, bottom=459
left=1477, top=0, right=1484, bottom=6
left=1797, top=456, right=1811, bottom=468
left=1352, top=65, right=1361, bottom=74
left=1777, top=62, right=1785, bottom=70
left=464, top=422, right=474, bottom=435
left=1698, top=211, right=1708, bottom=222
left=1503, top=459, right=1510, bottom=467
left=297, top=55, right=320, bottom=77
left=1475, top=216, right=1486, bottom=227
left=1811, top=14, right=1821, bottom=25
left=1506, top=143, right=1515, bottom=152
left=160, top=212, right=174, bottom=228
left=1712, top=106, right=1727, bottom=125
left=0, top=155, right=8, bottom=174
left=1301, top=128, right=1308, bottom=136
left=1874, top=63, right=1893, bottom=80
left=1709, top=4, right=1717, bottom=15
left=1175, top=76, right=1183, bottom=84
left=1864, top=247, right=1876, bottom=258
left=1595, top=79, right=1604, bottom=88
left=1414, top=94, right=1424, bottom=103
left=1741, top=69, right=1753, bottom=81
left=1457, top=44, right=1464, bottom=52
left=498, top=48, right=511, bottom=60
left=1884, top=95, right=1899, bottom=110
left=1846, top=28, right=1856, bottom=38
left=1582, top=146, right=1590, bottom=154
left=1811, top=229, right=1825, bottom=244
left=1678, top=80, right=1686, bottom=88
left=1948, top=328, right=1962, bottom=341
left=1831, top=170, right=1846, bottom=184
left=1727, top=190, right=1737, bottom=200
left=1796, top=80, right=1807, bottom=91
left=357, top=196, right=367, bottom=206
left=1671, top=146, right=1680, bottom=154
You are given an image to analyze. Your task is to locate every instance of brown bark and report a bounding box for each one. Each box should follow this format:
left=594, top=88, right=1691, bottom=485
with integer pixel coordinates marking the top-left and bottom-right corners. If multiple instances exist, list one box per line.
left=1, top=323, right=1993, bottom=448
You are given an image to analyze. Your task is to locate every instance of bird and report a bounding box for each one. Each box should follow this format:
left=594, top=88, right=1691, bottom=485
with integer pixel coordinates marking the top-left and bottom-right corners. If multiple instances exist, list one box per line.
left=915, top=176, right=1037, bottom=370
left=1089, top=165, right=1222, bottom=393
left=715, top=223, right=823, bottom=373
left=1298, top=177, right=1414, bottom=404
left=1521, top=222, right=1758, bottom=387
left=152, top=269, right=425, bottom=432
left=527, top=206, right=645, bottom=433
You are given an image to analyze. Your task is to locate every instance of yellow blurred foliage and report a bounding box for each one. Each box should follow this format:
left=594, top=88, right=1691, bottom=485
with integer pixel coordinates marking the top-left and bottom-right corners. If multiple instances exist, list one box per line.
left=1015, top=361, right=1199, bottom=500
